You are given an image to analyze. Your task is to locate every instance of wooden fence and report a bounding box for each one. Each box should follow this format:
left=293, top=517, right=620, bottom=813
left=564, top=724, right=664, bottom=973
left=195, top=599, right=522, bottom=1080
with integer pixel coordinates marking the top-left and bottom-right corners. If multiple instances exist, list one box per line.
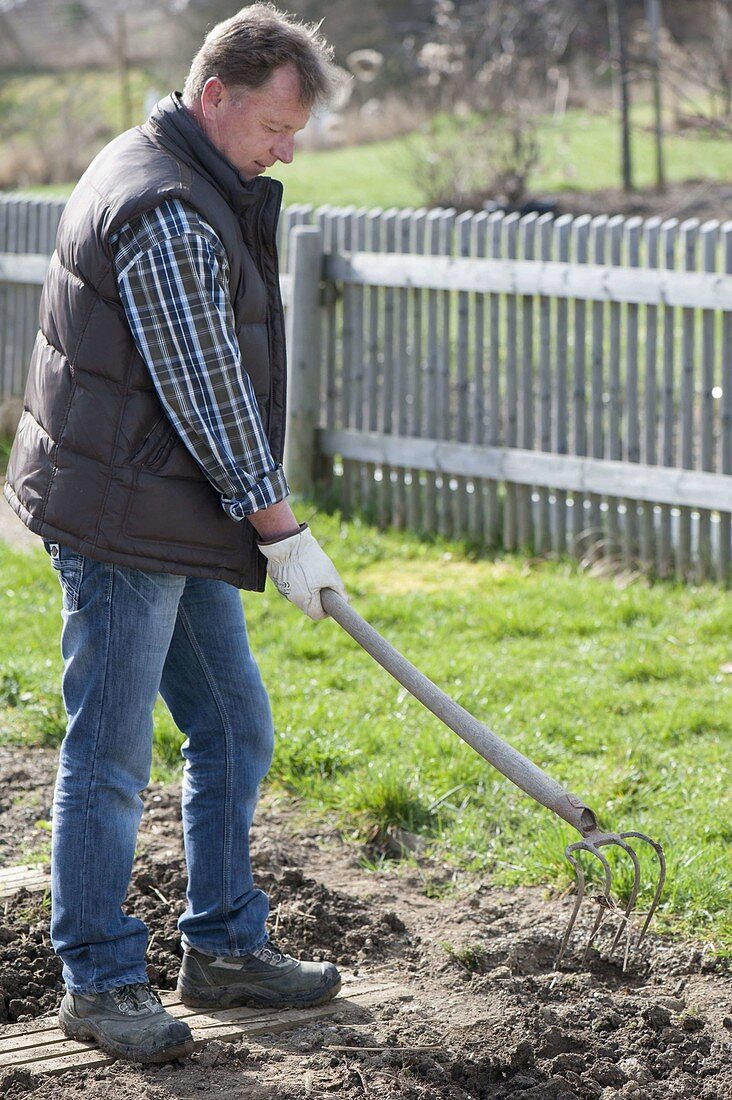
left=1, top=195, right=731, bottom=582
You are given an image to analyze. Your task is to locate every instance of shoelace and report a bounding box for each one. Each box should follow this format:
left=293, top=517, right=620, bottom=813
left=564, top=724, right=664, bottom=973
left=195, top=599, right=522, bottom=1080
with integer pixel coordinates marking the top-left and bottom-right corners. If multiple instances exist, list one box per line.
left=111, top=982, right=161, bottom=1013
left=252, top=942, right=293, bottom=967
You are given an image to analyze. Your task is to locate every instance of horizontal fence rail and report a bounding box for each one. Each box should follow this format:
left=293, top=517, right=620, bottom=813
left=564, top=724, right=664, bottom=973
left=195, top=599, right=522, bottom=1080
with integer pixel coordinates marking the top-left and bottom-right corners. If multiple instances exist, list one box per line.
left=1, top=194, right=731, bottom=583
left=326, top=252, right=732, bottom=311
left=319, top=429, right=732, bottom=512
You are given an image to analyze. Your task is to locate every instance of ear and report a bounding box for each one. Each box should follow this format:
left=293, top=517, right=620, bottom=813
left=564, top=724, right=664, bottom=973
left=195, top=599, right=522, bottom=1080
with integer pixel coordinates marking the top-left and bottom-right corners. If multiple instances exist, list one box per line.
left=199, top=76, right=225, bottom=120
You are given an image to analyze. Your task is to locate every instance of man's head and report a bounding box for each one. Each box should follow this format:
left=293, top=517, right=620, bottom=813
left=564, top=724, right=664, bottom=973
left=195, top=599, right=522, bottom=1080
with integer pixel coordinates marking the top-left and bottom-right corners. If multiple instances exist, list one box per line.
left=182, top=4, right=336, bottom=179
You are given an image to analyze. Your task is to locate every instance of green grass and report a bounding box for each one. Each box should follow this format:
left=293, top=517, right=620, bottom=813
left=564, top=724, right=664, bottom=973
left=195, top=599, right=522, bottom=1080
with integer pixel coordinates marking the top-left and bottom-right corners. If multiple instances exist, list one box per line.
left=1, top=506, right=730, bottom=949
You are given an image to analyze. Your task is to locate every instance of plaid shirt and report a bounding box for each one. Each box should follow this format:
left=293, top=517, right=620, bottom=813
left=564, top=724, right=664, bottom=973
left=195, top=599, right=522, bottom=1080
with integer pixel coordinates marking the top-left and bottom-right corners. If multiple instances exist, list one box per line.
left=112, top=199, right=289, bottom=519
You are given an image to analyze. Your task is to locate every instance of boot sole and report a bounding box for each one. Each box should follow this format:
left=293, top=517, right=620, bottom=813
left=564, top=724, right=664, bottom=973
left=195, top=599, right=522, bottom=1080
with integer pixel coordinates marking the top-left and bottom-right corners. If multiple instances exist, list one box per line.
left=59, top=1005, right=195, bottom=1064
left=176, top=974, right=342, bottom=1011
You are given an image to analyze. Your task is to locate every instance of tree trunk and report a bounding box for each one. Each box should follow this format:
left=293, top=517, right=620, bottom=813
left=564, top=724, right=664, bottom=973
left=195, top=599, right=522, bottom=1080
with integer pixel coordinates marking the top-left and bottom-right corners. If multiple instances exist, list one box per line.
left=607, top=0, right=634, bottom=193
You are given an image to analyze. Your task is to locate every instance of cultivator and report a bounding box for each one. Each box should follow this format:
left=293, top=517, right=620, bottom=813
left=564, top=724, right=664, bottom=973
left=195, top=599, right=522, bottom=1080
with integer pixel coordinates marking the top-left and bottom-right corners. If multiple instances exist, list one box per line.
left=320, top=589, right=666, bottom=969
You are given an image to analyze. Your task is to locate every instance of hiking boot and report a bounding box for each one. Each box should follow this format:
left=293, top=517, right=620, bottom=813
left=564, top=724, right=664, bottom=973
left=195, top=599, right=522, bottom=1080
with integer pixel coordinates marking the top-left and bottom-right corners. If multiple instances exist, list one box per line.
left=176, top=942, right=342, bottom=1009
left=59, top=982, right=194, bottom=1064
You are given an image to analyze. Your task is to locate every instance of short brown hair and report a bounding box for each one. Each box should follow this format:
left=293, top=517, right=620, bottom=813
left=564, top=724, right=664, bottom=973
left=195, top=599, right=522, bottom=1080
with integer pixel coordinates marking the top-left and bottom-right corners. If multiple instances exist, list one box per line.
left=182, top=4, right=336, bottom=108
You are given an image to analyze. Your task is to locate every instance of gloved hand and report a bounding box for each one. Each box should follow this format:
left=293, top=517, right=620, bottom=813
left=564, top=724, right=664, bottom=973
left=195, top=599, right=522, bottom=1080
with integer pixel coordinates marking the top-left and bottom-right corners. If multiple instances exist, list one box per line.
left=258, top=524, right=347, bottom=621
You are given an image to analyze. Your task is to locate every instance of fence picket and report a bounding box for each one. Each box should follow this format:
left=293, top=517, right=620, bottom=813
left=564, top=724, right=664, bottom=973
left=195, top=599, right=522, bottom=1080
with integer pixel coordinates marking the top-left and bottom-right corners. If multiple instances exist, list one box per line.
left=0, top=197, right=10, bottom=401
left=721, top=222, right=732, bottom=583
left=624, top=217, right=642, bottom=568
left=406, top=210, right=427, bottom=533
left=455, top=210, right=474, bottom=538
left=502, top=211, right=520, bottom=550
left=486, top=212, right=505, bottom=546
left=391, top=209, right=412, bottom=529
left=659, top=220, right=679, bottom=578
left=378, top=208, right=398, bottom=528
left=589, top=215, right=608, bottom=552
left=518, top=212, right=538, bottom=549
left=641, top=217, right=661, bottom=573
left=699, top=220, right=718, bottom=581
left=537, top=213, right=554, bottom=552
left=338, top=208, right=356, bottom=514
left=437, top=209, right=456, bottom=539
left=469, top=211, right=489, bottom=540
left=679, top=219, right=699, bottom=580
left=607, top=215, right=625, bottom=558
left=571, top=215, right=591, bottom=551
left=554, top=214, right=572, bottom=555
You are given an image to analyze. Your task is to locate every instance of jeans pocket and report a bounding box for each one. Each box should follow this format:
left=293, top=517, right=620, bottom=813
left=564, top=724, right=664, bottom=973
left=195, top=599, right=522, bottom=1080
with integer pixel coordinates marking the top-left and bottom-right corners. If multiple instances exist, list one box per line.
left=45, top=542, right=85, bottom=613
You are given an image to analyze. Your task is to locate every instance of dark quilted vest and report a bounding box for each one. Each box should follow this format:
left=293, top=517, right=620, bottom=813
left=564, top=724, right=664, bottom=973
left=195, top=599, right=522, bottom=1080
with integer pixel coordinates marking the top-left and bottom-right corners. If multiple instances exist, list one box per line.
left=4, top=93, right=286, bottom=590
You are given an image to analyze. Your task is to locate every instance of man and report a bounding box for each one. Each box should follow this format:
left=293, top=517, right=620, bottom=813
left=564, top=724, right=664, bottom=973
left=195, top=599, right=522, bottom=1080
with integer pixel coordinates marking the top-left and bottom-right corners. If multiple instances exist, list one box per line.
left=3, top=4, right=347, bottom=1065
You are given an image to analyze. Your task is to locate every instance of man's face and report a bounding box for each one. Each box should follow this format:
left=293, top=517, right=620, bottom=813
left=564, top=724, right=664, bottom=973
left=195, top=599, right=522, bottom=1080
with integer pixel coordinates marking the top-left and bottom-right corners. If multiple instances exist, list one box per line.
left=198, top=65, right=311, bottom=179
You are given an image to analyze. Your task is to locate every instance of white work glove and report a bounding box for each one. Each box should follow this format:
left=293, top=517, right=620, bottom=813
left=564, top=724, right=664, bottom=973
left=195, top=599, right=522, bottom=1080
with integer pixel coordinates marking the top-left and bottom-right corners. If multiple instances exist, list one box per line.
left=258, top=524, right=347, bottom=621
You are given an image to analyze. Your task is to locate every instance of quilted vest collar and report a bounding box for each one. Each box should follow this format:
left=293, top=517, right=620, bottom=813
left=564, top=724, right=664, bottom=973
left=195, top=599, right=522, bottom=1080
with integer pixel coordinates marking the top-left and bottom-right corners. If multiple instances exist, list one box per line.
left=145, top=92, right=267, bottom=214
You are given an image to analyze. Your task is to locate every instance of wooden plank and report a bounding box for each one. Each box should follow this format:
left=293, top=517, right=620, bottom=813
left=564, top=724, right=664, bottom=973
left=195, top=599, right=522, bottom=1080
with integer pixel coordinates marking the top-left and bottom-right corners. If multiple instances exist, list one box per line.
left=393, top=208, right=414, bottom=529
left=699, top=221, right=718, bottom=580
left=454, top=209, right=473, bottom=537
left=0, top=252, right=50, bottom=285
left=678, top=219, right=699, bottom=579
left=571, top=215, right=591, bottom=550
left=641, top=218, right=661, bottom=573
left=319, top=429, right=732, bottom=512
left=624, top=217, right=642, bottom=566
left=363, top=208, right=384, bottom=518
left=469, top=211, right=489, bottom=540
left=338, top=207, right=357, bottom=516
left=324, top=252, right=732, bottom=310
left=316, top=205, right=338, bottom=501
left=0, top=864, right=50, bottom=899
left=503, top=212, right=520, bottom=551
left=378, top=208, right=398, bottom=529
left=423, top=208, right=443, bottom=534
left=0, top=980, right=410, bottom=1076
left=554, top=215, right=572, bottom=555
left=406, top=210, right=427, bottom=533
left=486, top=212, right=504, bottom=546
left=589, top=216, right=608, bottom=545
left=351, top=209, right=369, bottom=516
left=606, top=215, right=624, bottom=556
left=659, top=219, right=679, bottom=577
left=437, top=209, right=456, bottom=539
left=537, top=214, right=554, bottom=552
left=721, top=222, right=732, bottom=582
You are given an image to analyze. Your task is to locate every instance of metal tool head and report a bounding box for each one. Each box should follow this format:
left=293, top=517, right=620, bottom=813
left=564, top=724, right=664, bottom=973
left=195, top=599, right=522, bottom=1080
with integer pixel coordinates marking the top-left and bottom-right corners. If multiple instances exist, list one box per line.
left=555, top=829, right=666, bottom=970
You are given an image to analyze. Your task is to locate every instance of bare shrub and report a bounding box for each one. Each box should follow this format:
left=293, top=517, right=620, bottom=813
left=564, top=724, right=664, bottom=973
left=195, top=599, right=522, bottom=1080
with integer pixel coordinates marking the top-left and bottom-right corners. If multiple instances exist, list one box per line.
left=406, top=109, right=540, bottom=211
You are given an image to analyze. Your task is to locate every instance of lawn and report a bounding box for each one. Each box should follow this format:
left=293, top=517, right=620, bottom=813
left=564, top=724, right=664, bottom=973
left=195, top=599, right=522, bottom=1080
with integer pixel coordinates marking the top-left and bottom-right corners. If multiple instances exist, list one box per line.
left=1, top=506, right=730, bottom=951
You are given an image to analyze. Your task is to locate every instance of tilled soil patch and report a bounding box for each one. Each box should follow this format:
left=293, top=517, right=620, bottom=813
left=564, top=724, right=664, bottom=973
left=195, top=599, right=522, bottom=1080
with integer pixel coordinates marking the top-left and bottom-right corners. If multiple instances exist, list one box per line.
left=0, top=751, right=730, bottom=1099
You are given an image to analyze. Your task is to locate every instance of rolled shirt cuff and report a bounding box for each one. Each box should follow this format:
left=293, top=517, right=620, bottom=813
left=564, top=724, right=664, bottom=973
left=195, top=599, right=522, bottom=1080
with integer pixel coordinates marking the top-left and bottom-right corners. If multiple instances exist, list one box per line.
left=221, top=465, right=290, bottom=520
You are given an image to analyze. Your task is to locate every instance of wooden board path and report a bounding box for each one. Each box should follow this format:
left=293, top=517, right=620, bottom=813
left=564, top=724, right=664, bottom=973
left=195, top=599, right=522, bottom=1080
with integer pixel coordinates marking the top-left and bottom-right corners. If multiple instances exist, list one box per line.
left=0, top=864, right=50, bottom=900
left=0, top=980, right=411, bottom=1076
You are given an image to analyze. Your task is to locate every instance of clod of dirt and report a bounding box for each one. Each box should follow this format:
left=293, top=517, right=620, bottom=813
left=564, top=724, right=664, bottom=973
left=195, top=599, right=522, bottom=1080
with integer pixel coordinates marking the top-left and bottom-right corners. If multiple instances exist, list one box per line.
left=0, top=1069, right=40, bottom=1098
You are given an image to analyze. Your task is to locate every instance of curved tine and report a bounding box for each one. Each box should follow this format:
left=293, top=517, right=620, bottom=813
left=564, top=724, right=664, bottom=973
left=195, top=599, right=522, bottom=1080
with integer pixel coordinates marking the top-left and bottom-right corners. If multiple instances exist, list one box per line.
left=581, top=904, right=608, bottom=966
left=556, top=849, right=586, bottom=968
left=620, top=832, right=667, bottom=945
left=577, top=839, right=614, bottom=906
left=574, top=841, right=617, bottom=962
left=601, top=837, right=642, bottom=953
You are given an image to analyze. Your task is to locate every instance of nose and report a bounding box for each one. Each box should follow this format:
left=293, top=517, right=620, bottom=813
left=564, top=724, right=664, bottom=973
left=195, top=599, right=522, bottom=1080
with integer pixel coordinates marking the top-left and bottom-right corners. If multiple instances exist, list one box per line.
left=273, top=134, right=295, bottom=164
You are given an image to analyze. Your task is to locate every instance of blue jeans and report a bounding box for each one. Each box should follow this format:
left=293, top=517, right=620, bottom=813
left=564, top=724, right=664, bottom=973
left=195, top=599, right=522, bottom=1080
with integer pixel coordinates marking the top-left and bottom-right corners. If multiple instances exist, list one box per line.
left=46, top=542, right=274, bottom=994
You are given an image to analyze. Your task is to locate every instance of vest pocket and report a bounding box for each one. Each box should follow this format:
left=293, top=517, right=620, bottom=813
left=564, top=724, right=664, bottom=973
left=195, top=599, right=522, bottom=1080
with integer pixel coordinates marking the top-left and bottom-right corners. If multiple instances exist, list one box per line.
left=129, top=416, right=175, bottom=468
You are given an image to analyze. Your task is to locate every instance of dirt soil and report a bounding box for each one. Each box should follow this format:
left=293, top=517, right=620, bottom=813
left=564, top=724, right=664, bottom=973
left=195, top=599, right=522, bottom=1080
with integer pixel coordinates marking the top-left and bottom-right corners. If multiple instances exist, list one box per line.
left=0, top=746, right=731, bottom=1100
left=547, top=180, right=732, bottom=226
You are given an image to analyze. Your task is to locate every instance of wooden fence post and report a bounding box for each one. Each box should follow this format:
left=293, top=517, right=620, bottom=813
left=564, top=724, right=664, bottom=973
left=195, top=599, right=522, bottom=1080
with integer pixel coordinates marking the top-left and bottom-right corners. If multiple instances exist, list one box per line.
left=284, top=224, right=323, bottom=496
